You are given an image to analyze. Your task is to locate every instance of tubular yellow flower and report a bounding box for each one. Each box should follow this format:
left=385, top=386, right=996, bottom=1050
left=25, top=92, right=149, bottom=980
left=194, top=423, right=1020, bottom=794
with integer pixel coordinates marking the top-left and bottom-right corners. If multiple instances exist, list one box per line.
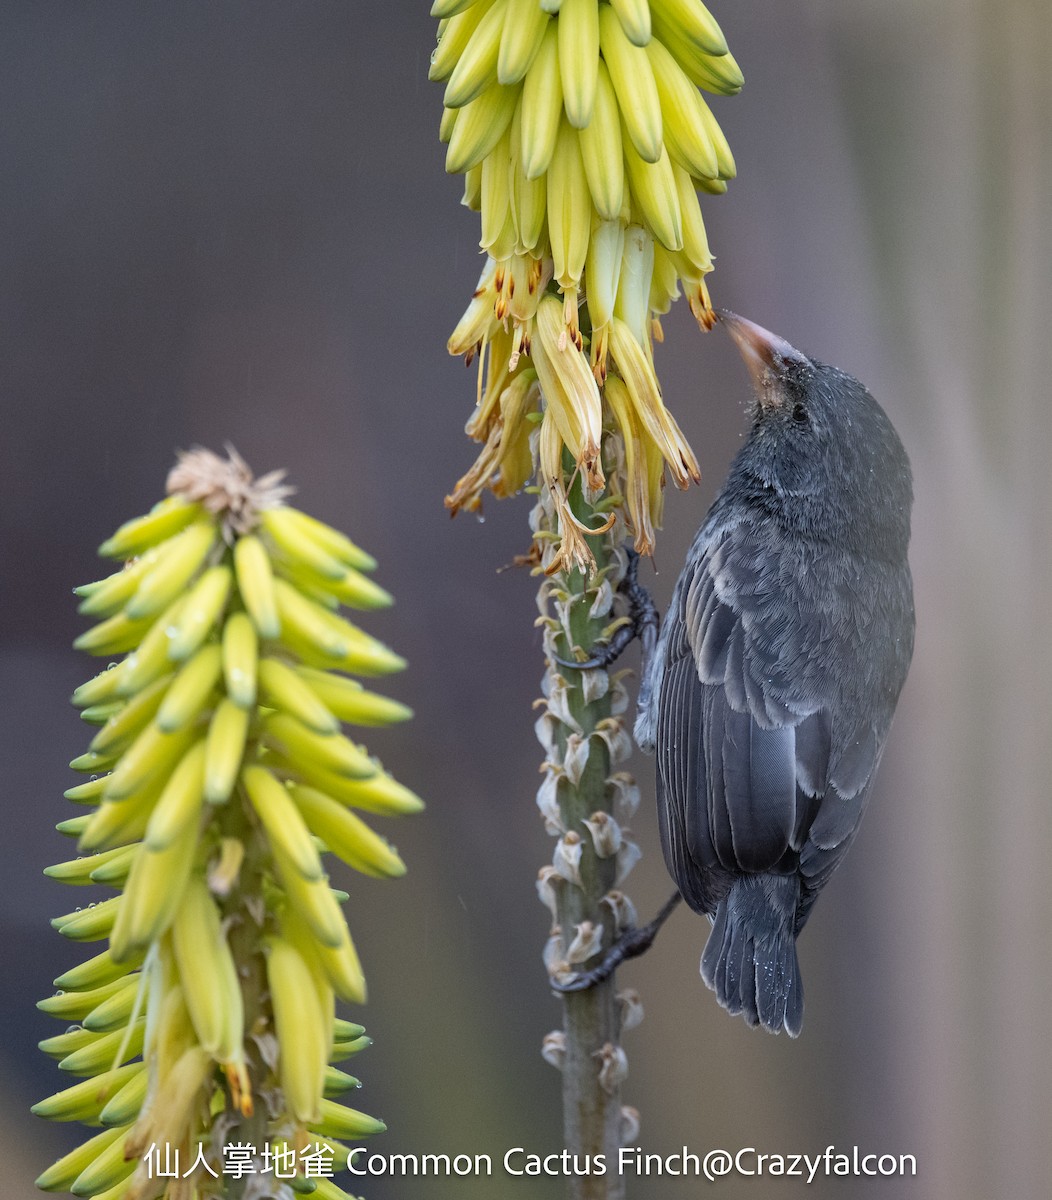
left=603, top=374, right=658, bottom=556
left=531, top=293, right=605, bottom=492
left=537, top=409, right=616, bottom=577
left=38, top=447, right=415, bottom=1195
left=434, top=0, right=738, bottom=563
left=446, top=367, right=541, bottom=515
left=607, top=316, right=701, bottom=488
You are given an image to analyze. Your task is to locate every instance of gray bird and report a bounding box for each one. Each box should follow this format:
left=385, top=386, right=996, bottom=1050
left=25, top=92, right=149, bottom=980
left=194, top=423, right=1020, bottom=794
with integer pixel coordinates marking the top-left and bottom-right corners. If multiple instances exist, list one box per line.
left=630, top=312, right=915, bottom=1036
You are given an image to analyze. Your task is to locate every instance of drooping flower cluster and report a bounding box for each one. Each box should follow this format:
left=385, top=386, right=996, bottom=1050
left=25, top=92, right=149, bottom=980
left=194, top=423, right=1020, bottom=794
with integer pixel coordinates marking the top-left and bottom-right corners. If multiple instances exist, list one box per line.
left=36, top=448, right=418, bottom=1200
left=434, top=0, right=740, bottom=566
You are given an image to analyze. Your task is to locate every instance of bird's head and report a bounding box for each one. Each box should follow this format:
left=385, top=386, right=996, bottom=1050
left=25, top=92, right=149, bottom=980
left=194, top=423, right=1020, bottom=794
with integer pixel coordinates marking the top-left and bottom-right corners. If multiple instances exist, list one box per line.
left=718, top=310, right=912, bottom=562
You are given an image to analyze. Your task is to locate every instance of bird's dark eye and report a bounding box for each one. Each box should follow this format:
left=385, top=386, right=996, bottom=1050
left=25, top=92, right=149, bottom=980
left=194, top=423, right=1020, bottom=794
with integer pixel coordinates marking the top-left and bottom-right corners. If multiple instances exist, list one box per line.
left=791, top=402, right=808, bottom=424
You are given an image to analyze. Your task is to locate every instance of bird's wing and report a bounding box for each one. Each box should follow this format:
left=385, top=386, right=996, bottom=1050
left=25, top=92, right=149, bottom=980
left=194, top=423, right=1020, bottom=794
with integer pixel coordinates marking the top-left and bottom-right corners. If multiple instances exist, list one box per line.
left=656, top=518, right=909, bottom=922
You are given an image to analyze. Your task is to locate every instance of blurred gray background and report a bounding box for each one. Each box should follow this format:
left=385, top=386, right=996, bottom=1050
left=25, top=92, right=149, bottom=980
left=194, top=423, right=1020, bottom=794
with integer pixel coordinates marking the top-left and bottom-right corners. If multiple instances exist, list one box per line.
left=2, top=1, right=1050, bottom=1197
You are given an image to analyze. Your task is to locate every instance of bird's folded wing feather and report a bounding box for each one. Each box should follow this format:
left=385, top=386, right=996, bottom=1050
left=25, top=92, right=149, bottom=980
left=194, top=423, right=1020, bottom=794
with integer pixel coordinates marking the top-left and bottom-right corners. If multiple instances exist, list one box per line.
left=657, top=519, right=899, bottom=904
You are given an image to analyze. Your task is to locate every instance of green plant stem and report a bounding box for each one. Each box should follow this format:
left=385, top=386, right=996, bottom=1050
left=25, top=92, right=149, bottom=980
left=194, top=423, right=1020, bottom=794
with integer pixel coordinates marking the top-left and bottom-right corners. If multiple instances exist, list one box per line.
left=543, top=459, right=630, bottom=1200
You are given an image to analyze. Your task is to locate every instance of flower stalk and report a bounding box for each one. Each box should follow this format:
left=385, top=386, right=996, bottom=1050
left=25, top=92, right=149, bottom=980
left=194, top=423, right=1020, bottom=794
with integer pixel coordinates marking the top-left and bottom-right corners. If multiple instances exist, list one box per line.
left=36, top=448, right=419, bottom=1199
left=534, top=475, right=642, bottom=1198
left=432, top=0, right=740, bottom=1191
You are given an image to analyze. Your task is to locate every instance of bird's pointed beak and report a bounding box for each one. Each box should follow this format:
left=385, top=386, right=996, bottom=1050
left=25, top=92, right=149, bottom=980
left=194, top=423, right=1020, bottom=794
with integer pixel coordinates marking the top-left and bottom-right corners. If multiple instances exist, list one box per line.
left=717, top=310, right=808, bottom=408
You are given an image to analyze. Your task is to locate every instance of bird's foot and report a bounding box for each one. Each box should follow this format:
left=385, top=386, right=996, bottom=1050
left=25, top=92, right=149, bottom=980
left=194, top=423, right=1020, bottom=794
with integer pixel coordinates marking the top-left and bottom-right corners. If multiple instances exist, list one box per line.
left=552, top=545, right=658, bottom=672
left=550, top=893, right=682, bottom=993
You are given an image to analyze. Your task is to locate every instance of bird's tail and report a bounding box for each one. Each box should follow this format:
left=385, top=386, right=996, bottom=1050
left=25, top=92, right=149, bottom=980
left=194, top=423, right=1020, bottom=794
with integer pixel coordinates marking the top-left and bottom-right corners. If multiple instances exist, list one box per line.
left=700, top=875, right=804, bottom=1037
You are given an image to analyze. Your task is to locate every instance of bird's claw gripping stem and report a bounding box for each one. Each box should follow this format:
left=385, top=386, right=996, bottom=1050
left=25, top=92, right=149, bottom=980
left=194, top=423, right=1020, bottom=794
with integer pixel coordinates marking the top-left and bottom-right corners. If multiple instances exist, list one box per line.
left=552, top=545, right=659, bottom=672
left=550, top=893, right=683, bottom=993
